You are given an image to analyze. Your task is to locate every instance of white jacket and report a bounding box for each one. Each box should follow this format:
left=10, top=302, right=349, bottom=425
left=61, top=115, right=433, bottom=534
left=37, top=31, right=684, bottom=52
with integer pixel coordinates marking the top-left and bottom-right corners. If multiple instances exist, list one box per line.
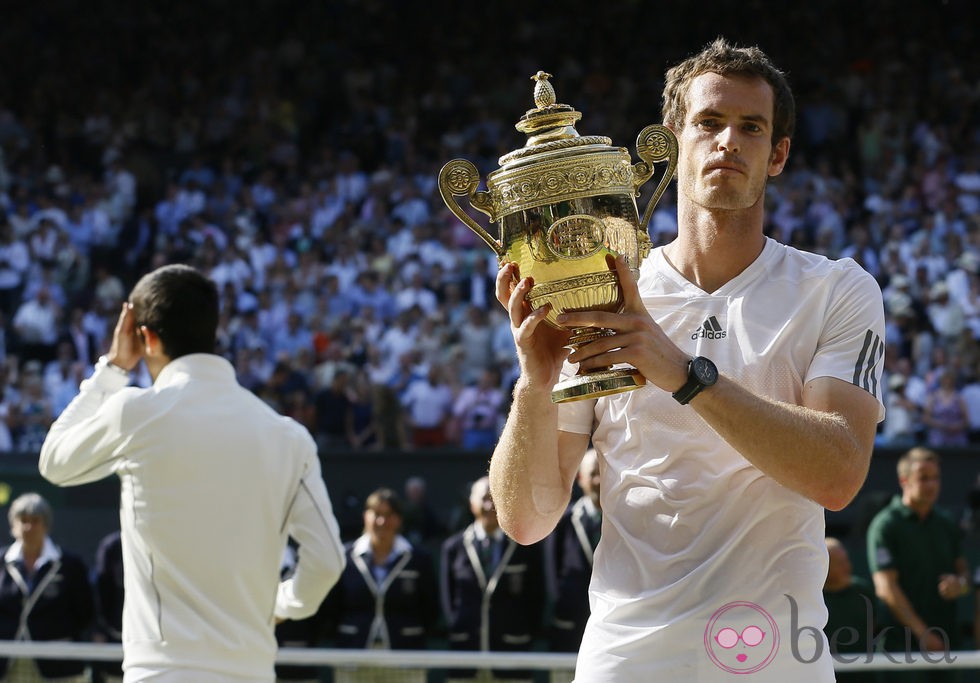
left=40, top=354, right=346, bottom=681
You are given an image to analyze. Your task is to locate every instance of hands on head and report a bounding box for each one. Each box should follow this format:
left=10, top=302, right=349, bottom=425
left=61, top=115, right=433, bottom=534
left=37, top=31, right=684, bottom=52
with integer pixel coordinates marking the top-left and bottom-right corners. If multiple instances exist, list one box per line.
left=106, top=302, right=144, bottom=372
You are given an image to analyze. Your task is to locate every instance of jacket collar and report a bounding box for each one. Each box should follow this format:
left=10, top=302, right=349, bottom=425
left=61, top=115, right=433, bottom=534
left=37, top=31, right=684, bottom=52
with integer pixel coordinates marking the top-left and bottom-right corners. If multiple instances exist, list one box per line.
left=154, top=354, right=236, bottom=389
left=352, top=533, right=412, bottom=561
left=5, top=537, right=61, bottom=567
left=471, top=522, right=504, bottom=544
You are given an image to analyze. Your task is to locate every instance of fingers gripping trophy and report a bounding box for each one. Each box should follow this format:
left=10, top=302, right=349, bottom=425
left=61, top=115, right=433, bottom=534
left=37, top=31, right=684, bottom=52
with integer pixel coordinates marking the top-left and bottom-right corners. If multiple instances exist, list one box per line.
left=439, top=71, right=677, bottom=402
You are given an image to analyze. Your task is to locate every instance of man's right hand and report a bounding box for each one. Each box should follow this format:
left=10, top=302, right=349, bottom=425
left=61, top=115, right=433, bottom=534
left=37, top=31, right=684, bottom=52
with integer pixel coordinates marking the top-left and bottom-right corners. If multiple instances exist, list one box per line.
left=496, top=261, right=571, bottom=389
left=920, top=629, right=948, bottom=652
left=106, top=302, right=143, bottom=372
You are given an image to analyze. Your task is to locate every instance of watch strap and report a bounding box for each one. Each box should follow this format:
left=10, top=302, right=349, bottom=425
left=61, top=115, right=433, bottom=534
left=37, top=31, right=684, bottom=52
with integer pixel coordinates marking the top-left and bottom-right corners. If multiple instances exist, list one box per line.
left=672, top=357, right=716, bottom=405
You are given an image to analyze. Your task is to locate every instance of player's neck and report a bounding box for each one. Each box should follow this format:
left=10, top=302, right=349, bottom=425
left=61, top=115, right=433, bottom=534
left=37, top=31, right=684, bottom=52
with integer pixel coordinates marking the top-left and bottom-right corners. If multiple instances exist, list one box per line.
left=665, top=210, right=765, bottom=294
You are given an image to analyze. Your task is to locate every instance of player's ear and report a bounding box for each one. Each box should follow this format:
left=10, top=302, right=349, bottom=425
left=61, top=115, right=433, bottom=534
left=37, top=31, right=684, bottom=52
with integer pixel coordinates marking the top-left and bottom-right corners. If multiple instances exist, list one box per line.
left=768, top=137, right=790, bottom=177
left=140, top=326, right=161, bottom=356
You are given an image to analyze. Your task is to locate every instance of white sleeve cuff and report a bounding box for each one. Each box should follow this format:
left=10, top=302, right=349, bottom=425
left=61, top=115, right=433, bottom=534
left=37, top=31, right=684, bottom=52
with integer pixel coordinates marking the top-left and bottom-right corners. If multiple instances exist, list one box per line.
left=89, top=357, right=132, bottom=392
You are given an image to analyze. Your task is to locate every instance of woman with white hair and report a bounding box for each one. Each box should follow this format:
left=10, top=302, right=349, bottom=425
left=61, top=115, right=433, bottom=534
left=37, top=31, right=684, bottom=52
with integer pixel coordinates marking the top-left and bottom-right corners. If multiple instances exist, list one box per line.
left=0, top=492, right=94, bottom=682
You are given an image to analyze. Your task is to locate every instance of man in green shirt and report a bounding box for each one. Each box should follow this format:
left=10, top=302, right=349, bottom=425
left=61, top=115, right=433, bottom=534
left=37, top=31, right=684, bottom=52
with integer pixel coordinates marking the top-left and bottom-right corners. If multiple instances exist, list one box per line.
left=866, top=447, right=970, bottom=682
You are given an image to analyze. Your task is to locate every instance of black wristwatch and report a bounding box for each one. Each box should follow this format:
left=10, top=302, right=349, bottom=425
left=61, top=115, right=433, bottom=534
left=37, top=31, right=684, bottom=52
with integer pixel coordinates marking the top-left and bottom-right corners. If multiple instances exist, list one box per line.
left=672, top=356, right=718, bottom=405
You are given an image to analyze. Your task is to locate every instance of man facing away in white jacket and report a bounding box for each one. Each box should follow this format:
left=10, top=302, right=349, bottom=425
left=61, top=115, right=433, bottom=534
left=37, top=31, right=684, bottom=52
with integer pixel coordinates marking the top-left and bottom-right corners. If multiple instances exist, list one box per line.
left=39, top=263, right=346, bottom=682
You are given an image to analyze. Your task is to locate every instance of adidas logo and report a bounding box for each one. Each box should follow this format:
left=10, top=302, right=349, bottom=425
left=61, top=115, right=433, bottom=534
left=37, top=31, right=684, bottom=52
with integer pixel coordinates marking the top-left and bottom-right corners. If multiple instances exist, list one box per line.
left=692, top=315, right=727, bottom=340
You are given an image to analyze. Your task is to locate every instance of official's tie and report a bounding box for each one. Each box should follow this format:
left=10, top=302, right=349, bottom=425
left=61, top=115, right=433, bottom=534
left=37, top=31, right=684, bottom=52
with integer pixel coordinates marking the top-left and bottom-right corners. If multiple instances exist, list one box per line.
left=480, top=537, right=494, bottom=575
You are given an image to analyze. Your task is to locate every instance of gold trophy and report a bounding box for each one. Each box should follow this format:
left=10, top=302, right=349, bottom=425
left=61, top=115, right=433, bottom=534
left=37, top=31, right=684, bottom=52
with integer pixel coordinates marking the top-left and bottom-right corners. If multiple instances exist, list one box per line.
left=438, top=72, right=677, bottom=403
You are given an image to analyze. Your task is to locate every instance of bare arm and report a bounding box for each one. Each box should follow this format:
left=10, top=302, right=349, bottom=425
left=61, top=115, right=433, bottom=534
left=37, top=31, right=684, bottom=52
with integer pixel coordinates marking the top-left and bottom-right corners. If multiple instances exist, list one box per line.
left=488, top=262, right=590, bottom=544
left=873, top=569, right=945, bottom=651
left=491, top=386, right=590, bottom=544
left=562, top=255, right=880, bottom=511
left=687, top=373, right=879, bottom=511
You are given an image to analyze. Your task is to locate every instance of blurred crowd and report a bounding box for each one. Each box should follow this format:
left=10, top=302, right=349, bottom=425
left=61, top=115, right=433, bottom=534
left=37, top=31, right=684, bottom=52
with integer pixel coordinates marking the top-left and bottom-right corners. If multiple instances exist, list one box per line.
left=0, top=0, right=978, bottom=457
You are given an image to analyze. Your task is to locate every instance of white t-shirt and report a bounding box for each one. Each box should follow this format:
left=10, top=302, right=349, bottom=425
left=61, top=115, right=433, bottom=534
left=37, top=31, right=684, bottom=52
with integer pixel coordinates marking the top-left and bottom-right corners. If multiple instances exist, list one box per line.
left=558, top=238, right=885, bottom=682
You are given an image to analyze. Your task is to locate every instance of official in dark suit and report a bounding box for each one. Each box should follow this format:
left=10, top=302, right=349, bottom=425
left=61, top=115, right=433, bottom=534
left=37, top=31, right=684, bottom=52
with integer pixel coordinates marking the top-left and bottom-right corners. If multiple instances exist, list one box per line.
left=0, top=493, right=94, bottom=682
left=323, top=488, right=439, bottom=683
left=440, top=476, right=545, bottom=683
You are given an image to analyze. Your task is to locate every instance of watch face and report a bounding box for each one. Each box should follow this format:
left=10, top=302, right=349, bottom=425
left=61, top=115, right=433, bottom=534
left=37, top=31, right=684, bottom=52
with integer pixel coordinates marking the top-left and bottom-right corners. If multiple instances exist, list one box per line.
left=692, top=357, right=718, bottom=385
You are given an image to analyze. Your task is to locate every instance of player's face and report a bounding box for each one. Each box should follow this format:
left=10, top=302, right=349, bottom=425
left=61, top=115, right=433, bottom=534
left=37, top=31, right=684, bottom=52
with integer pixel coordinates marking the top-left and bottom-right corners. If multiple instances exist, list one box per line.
left=674, top=72, right=789, bottom=213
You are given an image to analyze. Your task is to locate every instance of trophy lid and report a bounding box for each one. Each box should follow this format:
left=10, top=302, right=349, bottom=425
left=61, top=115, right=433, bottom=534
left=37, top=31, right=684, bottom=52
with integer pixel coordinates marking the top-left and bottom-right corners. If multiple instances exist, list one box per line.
left=498, top=71, right=612, bottom=166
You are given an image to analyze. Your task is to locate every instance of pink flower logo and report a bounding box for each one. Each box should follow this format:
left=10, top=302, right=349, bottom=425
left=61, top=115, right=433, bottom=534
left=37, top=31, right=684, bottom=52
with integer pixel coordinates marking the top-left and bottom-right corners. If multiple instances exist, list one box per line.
left=704, top=601, right=780, bottom=674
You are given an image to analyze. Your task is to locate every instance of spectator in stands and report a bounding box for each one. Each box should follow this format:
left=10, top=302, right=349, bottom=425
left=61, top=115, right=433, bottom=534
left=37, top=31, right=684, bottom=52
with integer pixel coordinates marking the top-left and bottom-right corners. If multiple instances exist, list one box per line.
left=0, top=222, right=29, bottom=318
left=451, top=366, right=506, bottom=451
left=313, top=367, right=354, bottom=452
left=11, top=285, right=60, bottom=364
left=0, top=492, right=94, bottom=682
left=440, top=476, right=544, bottom=683
left=456, top=305, right=495, bottom=387
left=461, top=256, right=496, bottom=311
left=881, top=373, right=921, bottom=446
left=926, top=281, right=967, bottom=350
left=400, top=364, right=455, bottom=449
left=62, top=306, right=101, bottom=368
left=323, top=488, right=438, bottom=683
left=346, top=369, right=379, bottom=451
left=349, top=270, right=395, bottom=322
left=960, top=368, right=980, bottom=443
left=394, top=271, right=439, bottom=318
left=0, top=364, right=15, bottom=454
left=922, top=369, right=970, bottom=448
left=9, top=360, right=54, bottom=453
left=545, top=449, right=601, bottom=683
left=270, top=310, right=315, bottom=363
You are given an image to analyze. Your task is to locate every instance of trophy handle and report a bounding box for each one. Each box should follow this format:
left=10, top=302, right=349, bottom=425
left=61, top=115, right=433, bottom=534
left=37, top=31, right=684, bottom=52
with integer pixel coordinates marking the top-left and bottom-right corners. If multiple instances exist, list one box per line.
left=438, top=159, right=505, bottom=258
left=633, top=124, right=678, bottom=231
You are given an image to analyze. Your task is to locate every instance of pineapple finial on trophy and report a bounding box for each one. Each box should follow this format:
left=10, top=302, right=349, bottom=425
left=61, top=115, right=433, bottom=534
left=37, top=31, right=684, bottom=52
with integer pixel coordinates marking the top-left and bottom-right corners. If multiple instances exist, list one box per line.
left=532, top=71, right=556, bottom=108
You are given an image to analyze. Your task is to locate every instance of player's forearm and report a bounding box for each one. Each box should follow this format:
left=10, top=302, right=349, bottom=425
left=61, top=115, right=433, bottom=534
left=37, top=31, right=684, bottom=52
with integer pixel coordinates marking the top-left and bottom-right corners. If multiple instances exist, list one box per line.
left=691, top=377, right=871, bottom=511
left=490, top=379, right=572, bottom=545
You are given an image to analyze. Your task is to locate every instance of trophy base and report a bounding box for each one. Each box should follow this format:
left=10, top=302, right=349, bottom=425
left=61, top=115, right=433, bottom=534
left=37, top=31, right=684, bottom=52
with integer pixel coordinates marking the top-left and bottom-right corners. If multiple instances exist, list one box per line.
left=551, top=368, right=646, bottom=403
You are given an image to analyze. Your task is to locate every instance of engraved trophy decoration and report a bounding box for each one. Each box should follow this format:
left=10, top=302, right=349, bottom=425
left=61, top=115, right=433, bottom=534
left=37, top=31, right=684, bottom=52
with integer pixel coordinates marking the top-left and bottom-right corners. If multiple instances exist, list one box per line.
left=438, top=72, right=677, bottom=403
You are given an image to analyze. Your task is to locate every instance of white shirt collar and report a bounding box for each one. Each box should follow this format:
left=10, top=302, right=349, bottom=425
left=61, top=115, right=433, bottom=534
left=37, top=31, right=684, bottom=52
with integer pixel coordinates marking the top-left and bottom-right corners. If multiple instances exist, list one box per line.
left=472, top=523, right=504, bottom=543
left=5, top=537, right=61, bottom=567
left=352, top=533, right=412, bottom=561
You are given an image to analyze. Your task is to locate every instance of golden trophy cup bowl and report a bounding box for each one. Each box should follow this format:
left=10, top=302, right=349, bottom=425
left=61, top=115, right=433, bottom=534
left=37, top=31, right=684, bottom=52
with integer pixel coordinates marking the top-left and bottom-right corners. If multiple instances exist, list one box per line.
left=438, top=71, right=677, bottom=403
